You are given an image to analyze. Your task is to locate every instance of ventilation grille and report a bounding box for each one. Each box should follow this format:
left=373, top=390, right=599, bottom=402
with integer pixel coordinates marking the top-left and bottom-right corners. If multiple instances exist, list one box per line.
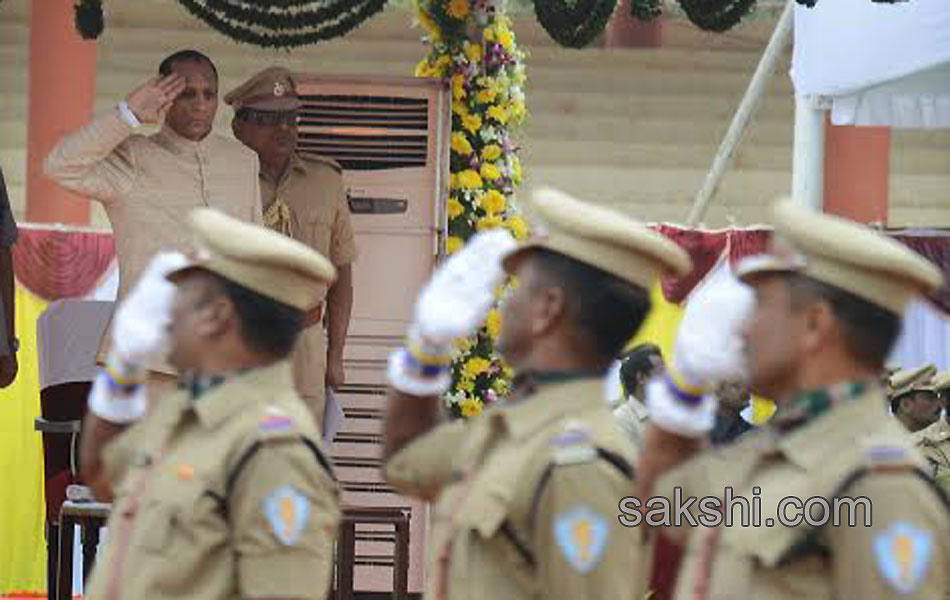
left=298, top=94, right=429, bottom=171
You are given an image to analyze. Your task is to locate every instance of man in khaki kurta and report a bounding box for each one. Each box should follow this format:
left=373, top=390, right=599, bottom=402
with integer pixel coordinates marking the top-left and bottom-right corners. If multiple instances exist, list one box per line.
left=79, top=209, right=339, bottom=600
left=914, top=370, right=950, bottom=494
left=226, top=67, right=356, bottom=427
left=639, top=200, right=950, bottom=600
left=383, top=188, right=693, bottom=600
left=44, top=50, right=262, bottom=390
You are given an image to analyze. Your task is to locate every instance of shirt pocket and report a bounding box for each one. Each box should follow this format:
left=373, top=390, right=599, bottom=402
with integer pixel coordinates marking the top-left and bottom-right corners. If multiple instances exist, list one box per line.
left=454, top=487, right=536, bottom=599
left=136, top=481, right=222, bottom=554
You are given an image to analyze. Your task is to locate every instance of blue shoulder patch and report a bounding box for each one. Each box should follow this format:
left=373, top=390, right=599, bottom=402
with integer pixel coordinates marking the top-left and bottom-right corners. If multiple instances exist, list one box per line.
left=554, top=505, right=610, bottom=573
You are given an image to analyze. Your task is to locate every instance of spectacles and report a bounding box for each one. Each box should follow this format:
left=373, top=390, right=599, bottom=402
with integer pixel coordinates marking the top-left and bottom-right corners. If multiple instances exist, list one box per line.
left=240, top=110, right=298, bottom=126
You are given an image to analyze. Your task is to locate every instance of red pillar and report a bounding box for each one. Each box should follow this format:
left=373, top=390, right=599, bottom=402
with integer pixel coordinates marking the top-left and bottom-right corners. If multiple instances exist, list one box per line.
left=606, top=0, right=665, bottom=48
left=822, top=117, right=890, bottom=225
left=26, top=0, right=97, bottom=224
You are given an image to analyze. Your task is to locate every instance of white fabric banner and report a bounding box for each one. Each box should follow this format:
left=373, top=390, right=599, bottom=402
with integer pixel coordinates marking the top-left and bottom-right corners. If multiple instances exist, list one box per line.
left=792, top=0, right=950, bottom=127
left=792, top=0, right=950, bottom=97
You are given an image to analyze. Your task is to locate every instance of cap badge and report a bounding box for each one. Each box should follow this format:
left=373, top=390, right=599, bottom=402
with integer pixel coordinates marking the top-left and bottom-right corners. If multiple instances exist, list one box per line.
left=274, top=81, right=286, bottom=97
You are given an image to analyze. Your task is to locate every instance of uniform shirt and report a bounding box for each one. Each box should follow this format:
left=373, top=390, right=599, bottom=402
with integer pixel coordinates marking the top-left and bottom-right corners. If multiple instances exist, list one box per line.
left=259, top=152, right=357, bottom=405
left=0, top=167, right=17, bottom=358
left=84, top=362, right=340, bottom=600
left=656, top=383, right=950, bottom=600
left=913, top=417, right=950, bottom=493
left=386, top=374, right=644, bottom=600
left=44, top=111, right=263, bottom=371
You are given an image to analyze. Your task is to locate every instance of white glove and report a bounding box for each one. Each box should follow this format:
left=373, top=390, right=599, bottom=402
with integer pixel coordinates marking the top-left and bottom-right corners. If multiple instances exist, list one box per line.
left=389, top=230, right=517, bottom=396
left=414, top=230, right=517, bottom=346
left=111, top=251, right=188, bottom=371
left=88, top=369, right=149, bottom=423
left=648, top=271, right=754, bottom=437
left=673, top=270, right=754, bottom=390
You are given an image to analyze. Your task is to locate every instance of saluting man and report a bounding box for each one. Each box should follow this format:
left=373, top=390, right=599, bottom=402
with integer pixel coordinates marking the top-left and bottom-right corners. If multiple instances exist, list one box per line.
left=44, top=50, right=263, bottom=398
left=383, top=188, right=692, bottom=600
left=638, top=200, right=950, bottom=600
left=79, top=209, right=339, bottom=600
left=226, top=66, right=356, bottom=428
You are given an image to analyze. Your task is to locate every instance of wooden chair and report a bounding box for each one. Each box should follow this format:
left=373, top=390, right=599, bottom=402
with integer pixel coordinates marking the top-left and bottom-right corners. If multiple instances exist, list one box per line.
left=53, top=503, right=411, bottom=600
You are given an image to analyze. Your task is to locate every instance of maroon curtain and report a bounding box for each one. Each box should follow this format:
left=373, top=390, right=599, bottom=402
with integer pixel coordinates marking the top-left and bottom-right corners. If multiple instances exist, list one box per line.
left=650, top=226, right=950, bottom=313
left=892, top=234, right=950, bottom=313
left=12, top=227, right=115, bottom=301
left=652, top=225, right=728, bottom=304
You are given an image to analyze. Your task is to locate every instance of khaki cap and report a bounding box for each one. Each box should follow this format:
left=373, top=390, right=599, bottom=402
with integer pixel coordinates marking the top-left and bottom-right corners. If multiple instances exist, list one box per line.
left=932, top=370, right=950, bottom=392
left=169, top=208, right=336, bottom=311
left=737, top=199, right=944, bottom=314
left=889, top=364, right=938, bottom=401
left=502, top=187, right=692, bottom=290
left=224, top=66, right=301, bottom=111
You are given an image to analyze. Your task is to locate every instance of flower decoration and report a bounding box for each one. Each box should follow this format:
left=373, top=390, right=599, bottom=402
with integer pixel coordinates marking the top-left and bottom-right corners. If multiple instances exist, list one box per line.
left=414, top=0, right=528, bottom=418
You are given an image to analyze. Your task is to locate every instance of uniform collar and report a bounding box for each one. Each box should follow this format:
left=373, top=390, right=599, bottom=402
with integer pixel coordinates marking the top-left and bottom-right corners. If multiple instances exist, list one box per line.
left=259, top=152, right=306, bottom=186
left=156, top=124, right=213, bottom=153
left=771, top=379, right=871, bottom=432
left=916, top=416, right=950, bottom=443
left=500, top=373, right=608, bottom=440
left=774, top=383, right=887, bottom=470
left=191, top=361, right=294, bottom=429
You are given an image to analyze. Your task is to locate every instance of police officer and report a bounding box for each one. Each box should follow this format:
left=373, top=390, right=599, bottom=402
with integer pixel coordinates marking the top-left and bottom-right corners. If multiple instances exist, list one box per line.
left=890, top=365, right=941, bottom=432
left=914, top=370, right=950, bottom=493
left=226, top=67, right=357, bottom=428
left=639, top=200, right=950, bottom=599
left=79, top=209, right=340, bottom=600
left=382, top=188, right=692, bottom=600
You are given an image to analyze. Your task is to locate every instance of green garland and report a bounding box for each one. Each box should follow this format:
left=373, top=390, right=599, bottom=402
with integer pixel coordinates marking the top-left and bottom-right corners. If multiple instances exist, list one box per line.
left=630, top=0, right=662, bottom=22
left=174, top=0, right=389, bottom=48
left=796, top=0, right=905, bottom=5
left=678, top=0, right=756, bottom=32
left=69, top=0, right=389, bottom=47
left=74, top=0, right=104, bottom=40
left=533, top=0, right=619, bottom=48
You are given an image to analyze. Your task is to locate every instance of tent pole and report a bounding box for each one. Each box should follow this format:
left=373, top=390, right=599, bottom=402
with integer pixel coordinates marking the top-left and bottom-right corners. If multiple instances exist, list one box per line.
left=792, top=93, right=827, bottom=211
left=685, top=0, right=794, bottom=227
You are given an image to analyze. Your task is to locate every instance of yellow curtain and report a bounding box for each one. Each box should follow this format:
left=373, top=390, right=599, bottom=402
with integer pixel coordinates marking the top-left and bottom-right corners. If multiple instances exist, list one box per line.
left=0, top=286, right=49, bottom=595
left=630, top=282, right=775, bottom=425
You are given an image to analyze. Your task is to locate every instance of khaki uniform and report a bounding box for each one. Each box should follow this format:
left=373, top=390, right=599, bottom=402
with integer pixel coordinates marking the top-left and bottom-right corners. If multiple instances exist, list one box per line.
left=656, top=386, right=950, bottom=600
left=386, top=376, right=643, bottom=600
left=614, top=397, right=648, bottom=449
left=914, top=418, right=950, bottom=494
left=259, top=152, right=356, bottom=423
left=44, top=111, right=263, bottom=372
left=85, top=362, right=340, bottom=600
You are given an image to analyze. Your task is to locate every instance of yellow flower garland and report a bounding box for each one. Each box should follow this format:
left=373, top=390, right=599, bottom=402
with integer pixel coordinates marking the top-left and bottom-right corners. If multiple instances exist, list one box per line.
left=414, top=0, right=527, bottom=419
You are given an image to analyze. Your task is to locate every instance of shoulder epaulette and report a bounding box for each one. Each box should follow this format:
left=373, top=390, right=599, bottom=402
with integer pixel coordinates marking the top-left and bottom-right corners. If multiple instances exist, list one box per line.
left=300, top=152, right=343, bottom=174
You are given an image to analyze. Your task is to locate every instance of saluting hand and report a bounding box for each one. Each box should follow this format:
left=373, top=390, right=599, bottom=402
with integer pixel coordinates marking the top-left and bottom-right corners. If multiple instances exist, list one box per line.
left=126, top=74, right=186, bottom=125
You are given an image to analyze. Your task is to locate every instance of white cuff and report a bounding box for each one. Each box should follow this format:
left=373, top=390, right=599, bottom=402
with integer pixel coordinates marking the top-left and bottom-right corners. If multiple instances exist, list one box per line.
left=644, top=378, right=717, bottom=438
left=116, top=100, right=141, bottom=128
left=387, top=349, right=452, bottom=397
left=88, top=370, right=148, bottom=424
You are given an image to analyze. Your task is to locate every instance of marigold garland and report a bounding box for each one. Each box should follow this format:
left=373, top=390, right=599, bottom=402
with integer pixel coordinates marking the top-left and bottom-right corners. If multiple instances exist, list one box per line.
left=414, top=0, right=527, bottom=419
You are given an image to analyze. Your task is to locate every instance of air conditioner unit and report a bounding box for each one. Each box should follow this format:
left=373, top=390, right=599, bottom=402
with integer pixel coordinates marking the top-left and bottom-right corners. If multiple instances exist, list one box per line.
left=295, top=73, right=451, bottom=595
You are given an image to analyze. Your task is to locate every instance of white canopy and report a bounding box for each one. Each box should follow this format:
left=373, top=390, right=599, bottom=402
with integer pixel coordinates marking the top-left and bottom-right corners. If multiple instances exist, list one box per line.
left=792, top=0, right=950, bottom=127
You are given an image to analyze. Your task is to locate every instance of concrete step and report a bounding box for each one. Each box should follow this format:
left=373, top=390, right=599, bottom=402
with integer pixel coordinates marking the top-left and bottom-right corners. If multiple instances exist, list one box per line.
left=0, top=48, right=797, bottom=98
left=526, top=165, right=950, bottom=228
